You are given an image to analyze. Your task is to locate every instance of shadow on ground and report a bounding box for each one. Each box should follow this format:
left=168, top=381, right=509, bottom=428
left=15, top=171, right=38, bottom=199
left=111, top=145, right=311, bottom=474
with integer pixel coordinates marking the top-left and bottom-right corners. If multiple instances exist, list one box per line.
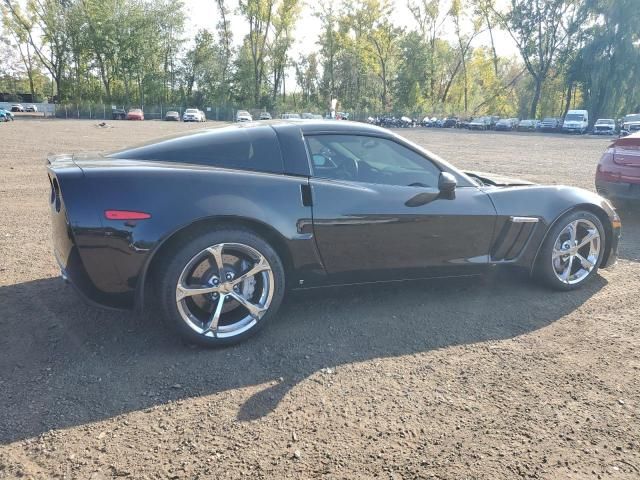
left=616, top=205, right=640, bottom=262
left=0, top=268, right=607, bottom=444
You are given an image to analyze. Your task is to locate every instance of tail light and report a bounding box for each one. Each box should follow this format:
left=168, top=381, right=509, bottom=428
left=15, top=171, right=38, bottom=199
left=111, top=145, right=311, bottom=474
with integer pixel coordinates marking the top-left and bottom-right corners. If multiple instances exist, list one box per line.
left=104, top=210, right=151, bottom=220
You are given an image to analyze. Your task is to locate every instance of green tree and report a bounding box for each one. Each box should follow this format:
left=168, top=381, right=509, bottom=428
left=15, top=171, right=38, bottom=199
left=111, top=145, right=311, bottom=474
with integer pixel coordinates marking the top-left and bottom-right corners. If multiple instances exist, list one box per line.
left=570, top=0, right=640, bottom=119
left=238, top=0, right=276, bottom=105
left=494, top=0, right=588, bottom=118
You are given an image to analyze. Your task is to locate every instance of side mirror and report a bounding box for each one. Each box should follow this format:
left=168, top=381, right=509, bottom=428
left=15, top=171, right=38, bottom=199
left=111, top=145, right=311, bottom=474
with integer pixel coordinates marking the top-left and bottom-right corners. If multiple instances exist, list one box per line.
left=438, top=172, right=457, bottom=198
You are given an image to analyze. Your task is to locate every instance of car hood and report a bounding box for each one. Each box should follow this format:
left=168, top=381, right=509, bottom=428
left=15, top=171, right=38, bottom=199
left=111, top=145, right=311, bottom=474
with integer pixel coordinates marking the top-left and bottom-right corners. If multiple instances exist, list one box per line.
left=464, top=171, right=536, bottom=187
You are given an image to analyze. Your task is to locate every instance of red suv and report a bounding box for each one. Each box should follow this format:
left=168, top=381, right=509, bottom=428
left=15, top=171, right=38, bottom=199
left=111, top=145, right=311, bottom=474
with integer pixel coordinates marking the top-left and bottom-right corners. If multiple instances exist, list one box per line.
left=596, top=132, right=640, bottom=202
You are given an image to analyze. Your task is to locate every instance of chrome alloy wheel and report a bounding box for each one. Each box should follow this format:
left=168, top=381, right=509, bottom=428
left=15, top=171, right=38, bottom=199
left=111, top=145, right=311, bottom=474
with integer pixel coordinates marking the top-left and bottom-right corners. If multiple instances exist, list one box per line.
left=175, top=243, right=275, bottom=338
left=551, top=219, right=601, bottom=285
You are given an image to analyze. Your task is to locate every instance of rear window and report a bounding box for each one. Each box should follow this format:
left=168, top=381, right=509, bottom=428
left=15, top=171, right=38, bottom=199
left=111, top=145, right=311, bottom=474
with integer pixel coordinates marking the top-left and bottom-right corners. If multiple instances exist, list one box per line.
left=108, top=126, right=284, bottom=174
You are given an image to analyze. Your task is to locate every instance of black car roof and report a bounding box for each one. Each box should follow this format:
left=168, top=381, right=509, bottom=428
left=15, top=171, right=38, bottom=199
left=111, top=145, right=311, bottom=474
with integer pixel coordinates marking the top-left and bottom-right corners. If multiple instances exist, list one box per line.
left=249, top=119, right=392, bottom=136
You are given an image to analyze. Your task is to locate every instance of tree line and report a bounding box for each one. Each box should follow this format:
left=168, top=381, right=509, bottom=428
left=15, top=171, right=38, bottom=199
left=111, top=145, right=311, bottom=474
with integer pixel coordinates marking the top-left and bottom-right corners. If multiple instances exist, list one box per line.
left=1, top=0, right=639, bottom=120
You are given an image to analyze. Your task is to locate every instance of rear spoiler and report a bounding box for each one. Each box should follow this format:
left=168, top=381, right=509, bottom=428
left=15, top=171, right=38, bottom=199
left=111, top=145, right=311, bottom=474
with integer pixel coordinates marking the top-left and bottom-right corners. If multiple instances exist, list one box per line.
left=46, top=153, right=75, bottom=167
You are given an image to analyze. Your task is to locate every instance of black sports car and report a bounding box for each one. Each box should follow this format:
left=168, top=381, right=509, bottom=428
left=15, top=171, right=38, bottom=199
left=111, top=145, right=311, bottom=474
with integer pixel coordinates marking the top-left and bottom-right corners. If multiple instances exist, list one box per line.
left=47, top=121, right=621, bottom=346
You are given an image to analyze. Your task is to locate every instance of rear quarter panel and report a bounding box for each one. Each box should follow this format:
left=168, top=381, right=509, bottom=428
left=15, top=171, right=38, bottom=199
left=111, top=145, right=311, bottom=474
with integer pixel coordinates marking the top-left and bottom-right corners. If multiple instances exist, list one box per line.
left=70, top=162, right=320, bottom=308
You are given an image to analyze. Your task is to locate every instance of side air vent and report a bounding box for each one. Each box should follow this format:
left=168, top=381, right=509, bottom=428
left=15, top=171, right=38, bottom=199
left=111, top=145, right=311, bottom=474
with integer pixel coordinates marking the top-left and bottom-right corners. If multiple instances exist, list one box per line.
left=491, top=217, right=538, bottom=261
left=51, top=176, right=61, bottom=212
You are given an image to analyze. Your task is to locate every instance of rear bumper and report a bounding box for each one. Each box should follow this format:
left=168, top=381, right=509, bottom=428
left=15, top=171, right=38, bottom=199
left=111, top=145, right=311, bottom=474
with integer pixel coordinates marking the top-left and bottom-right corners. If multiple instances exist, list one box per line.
left=56, top=251, right=128, bottom=312
left=596, top=179, right=640, bottom=200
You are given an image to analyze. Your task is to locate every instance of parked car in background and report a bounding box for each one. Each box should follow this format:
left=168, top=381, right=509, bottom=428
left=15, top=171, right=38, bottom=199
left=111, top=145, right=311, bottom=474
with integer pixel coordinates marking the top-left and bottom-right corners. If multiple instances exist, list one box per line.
left=421, top=116, right=434, bottom=127
left=540, top=117, right=562, bottom=132
left=164, top=111, right=180, bottom=121
left=25, top=104, right=38, bottom=112
left=183, top=108, right=206, bottom=122
left=399, top=116, right=415, bottom=127
left=517, top=119, right=538, bottom=131
left=281, top=113, right=301, bottom=120
left=469, top=117, right=491, bottom=130
left=126, top=108, right=144, bottom=120
left=495, top=118, right=519, bottom=131
left=112, top=108, right=127, bottom=120
left=443, top=117, right=458, bottom=128
left=562, top=110, right=589, bottom=134
left=0, top=108, right=14, bottom=121
left=259, top=112, right=272, bottom=120
left=10, top=104, right=24, bottom=112
left=47, top=120, right=620, bottom=346
left=619, top=113, right=640, bottom=137
left=236, top=110, right=253, bottom=122
left=596, top=131, right=640, bottom=203
left=592, top=118, right=616, bottom=135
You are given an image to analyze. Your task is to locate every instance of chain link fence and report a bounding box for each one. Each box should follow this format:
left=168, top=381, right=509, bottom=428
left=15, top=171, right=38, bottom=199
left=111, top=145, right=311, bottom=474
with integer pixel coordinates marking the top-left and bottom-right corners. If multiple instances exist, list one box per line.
left=50, top=103, right=246, bottom=121
left=2, top=101, right=374, bottom=123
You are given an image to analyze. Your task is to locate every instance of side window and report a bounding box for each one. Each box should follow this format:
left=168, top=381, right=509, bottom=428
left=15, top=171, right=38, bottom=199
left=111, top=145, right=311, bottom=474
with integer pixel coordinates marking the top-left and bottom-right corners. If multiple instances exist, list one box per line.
left=306, top=134, right=441, bottom=188
left=109, top=126, right=284, bottom=174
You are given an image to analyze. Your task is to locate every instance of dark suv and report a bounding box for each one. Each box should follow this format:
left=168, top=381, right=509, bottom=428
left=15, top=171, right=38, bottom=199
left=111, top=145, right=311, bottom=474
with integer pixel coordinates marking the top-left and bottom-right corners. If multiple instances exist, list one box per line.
left=112, top=108, right=127, bottom=120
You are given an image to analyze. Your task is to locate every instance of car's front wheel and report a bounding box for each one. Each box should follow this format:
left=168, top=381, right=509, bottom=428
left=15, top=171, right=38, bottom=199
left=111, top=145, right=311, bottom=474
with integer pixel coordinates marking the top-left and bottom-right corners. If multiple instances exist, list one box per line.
left=535, top=210, right=605, bottom=290
left=158, top=228, right=285, bottom=346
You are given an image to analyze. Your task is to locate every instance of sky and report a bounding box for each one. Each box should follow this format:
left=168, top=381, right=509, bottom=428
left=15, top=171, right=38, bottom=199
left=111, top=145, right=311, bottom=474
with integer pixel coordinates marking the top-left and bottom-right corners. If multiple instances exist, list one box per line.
left=184, top=0, right=520, bottom=86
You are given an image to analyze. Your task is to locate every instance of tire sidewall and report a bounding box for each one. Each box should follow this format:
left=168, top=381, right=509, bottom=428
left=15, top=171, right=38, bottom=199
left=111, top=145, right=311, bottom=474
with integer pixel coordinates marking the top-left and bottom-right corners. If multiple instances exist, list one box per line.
left=158, top=228, right=285, bottom=347
left=536, top=210, right=605, bottom=291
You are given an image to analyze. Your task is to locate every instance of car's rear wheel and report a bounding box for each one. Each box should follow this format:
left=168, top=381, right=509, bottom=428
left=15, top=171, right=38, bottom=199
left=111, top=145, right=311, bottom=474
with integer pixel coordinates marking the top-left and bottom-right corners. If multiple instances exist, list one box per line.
left=535, top=210, right=605, bottom=290
left=158, top=229, right=285, bottom=346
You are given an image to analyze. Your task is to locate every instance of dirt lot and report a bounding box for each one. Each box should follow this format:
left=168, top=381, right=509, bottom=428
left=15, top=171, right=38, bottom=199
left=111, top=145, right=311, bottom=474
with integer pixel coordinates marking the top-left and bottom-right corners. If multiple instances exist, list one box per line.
left=1, top=120, right=639, bottom=479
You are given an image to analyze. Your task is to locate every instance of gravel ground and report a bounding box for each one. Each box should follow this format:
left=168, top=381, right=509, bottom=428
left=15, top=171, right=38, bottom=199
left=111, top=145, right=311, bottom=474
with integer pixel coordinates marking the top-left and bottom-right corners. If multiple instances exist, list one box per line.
left=0, top=120, right=639, bottom=479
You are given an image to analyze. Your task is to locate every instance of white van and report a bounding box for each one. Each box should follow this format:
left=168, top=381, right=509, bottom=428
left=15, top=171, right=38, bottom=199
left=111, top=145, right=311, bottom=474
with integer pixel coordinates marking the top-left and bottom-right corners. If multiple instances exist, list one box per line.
left=562, top=109, right=589, bottom=134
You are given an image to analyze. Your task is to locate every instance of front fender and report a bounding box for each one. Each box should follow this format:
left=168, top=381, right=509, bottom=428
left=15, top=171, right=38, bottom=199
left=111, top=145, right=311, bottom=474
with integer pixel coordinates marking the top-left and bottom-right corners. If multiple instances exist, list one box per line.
left=485, top=185, right=620, bottom=271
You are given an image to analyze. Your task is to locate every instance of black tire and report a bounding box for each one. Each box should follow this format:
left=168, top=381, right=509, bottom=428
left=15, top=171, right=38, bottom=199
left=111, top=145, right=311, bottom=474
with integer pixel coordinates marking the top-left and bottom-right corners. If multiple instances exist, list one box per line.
left=157, top=228, right=286, bottom=347
left=535, top=209, right=605, bottom=291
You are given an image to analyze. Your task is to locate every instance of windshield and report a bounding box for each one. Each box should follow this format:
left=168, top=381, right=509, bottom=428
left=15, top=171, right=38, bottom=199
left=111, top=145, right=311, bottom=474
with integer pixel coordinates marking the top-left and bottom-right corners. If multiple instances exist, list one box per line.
left=624, top=114, right=640, bottom=123
left=596, top=119, right=614, bottom=125
left=185, top=109, right=198, bottom=114
left=565, top=114, right=585, bottom=121
left=543, top=118, right=556, bottom=122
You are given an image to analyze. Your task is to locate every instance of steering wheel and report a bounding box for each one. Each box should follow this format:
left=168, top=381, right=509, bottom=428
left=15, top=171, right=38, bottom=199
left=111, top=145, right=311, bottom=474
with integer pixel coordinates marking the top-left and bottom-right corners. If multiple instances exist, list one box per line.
left=335, top=156, right=358, bottom=180
left=358, top=161, right=387, bottom=182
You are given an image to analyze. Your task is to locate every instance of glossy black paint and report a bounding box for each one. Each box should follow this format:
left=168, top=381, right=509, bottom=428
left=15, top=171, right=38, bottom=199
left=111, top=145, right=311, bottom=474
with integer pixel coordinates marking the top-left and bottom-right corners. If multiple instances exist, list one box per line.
left=47, top=121, right=621, bottom=311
